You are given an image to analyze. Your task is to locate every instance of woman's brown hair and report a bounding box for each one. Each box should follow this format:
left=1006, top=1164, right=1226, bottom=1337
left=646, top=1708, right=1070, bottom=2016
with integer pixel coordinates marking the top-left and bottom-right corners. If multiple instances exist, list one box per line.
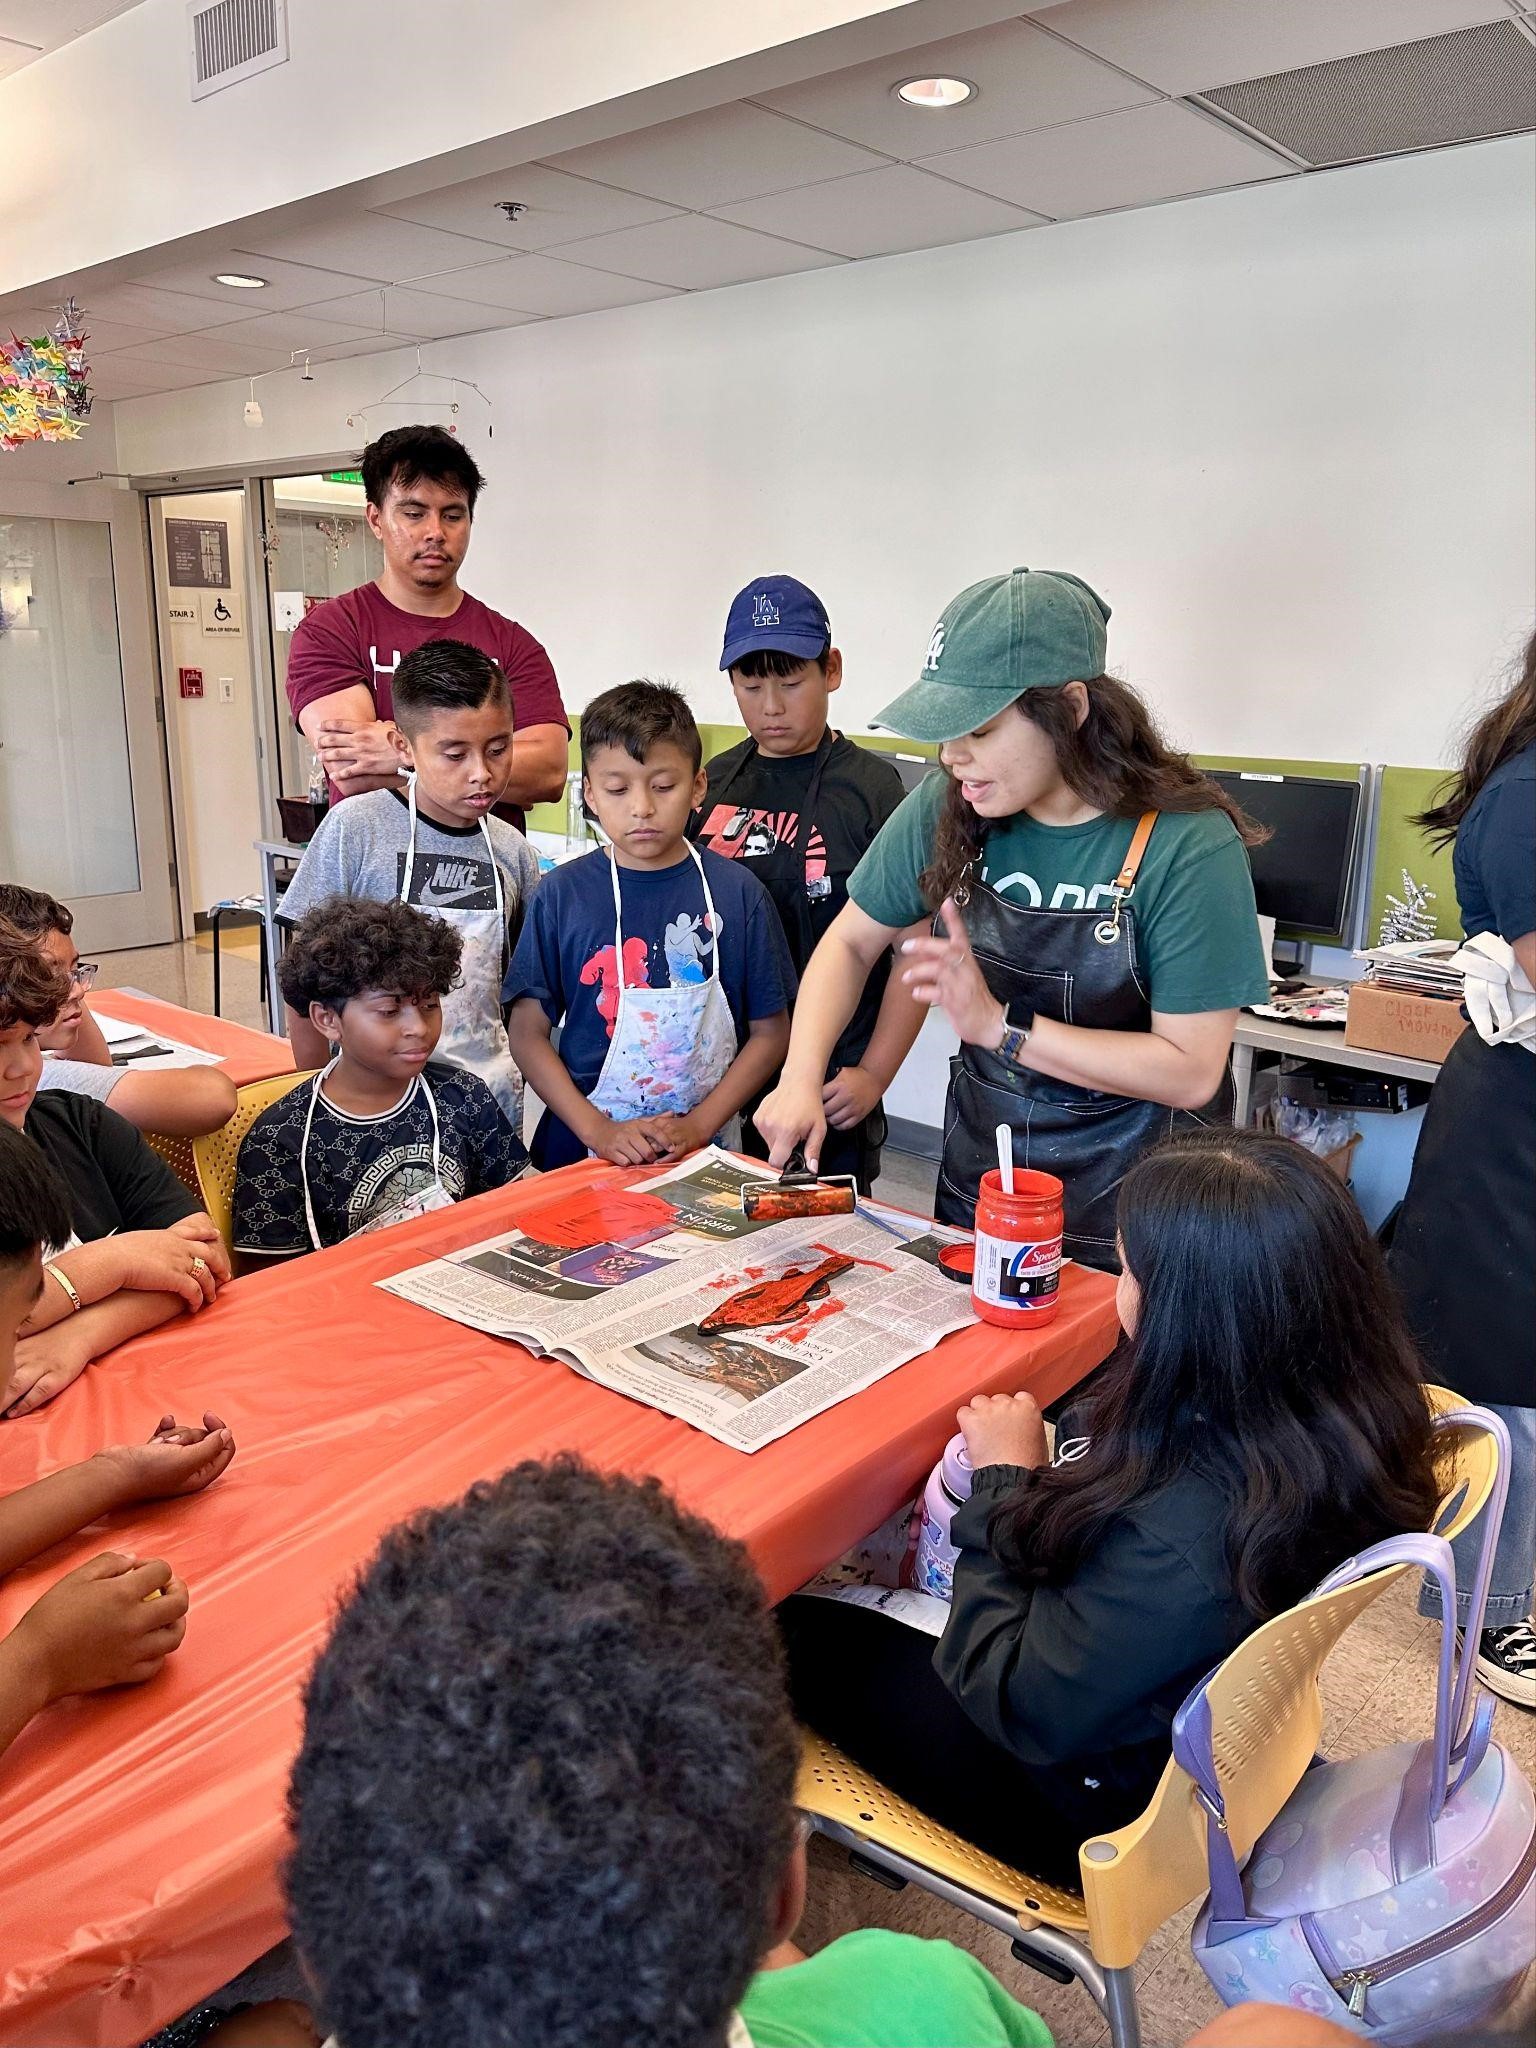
left=0, top=916, right=70, bottom=1033
left=1414, top=627, right=1536, bottom=849
left=918, top=674, right=1266, bottom=911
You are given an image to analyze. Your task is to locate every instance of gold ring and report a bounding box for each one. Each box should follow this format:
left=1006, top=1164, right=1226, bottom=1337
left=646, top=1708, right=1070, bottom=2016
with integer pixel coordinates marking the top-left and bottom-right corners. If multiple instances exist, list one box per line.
left=191, top=1256, right=208, bottom=1277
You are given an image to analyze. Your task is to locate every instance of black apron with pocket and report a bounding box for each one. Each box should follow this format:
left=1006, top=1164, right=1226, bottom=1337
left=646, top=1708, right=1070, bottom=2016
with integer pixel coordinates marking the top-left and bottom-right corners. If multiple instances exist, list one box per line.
left=935, top=812, right=1235, bottom=1269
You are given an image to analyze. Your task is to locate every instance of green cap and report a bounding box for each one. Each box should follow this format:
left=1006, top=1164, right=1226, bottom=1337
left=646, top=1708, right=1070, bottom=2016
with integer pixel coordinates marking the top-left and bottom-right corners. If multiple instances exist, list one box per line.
left=874, top=568, right=1111, bottom=744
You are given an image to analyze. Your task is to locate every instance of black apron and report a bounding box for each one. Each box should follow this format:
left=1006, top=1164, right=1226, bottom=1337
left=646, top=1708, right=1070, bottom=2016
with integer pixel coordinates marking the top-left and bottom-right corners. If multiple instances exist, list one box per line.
left=935, top=812, right=1234, bottom=1269
left=1388, top=1029, right=1535, bottom=1412
left=713, top=732, right=888, bottom=1191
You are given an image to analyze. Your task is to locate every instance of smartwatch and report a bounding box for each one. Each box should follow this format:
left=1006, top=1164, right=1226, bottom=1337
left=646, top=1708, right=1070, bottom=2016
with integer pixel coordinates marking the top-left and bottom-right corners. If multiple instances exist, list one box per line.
left=995, top=996, right=1035, bottom=1067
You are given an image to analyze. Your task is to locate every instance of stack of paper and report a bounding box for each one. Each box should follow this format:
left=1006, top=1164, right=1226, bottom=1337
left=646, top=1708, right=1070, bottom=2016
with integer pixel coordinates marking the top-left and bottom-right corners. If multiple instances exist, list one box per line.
left=92, top=1010, right=221, bottom=1070
left=1352, top=940, right=1466, bottom=999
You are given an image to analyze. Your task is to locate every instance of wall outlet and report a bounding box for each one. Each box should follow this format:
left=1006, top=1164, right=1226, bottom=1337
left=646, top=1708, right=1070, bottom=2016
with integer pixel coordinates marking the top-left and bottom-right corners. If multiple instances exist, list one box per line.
left=218, top=677, right=235, bottom=703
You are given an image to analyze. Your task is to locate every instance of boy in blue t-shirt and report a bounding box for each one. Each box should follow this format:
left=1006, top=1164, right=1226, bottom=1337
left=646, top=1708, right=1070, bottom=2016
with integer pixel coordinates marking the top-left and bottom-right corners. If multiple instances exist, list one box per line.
left=506, top=682, right=794, bottom=1170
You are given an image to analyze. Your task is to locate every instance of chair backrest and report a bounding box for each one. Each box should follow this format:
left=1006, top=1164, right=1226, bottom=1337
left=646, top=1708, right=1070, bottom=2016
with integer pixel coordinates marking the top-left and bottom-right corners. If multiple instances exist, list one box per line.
left=193, top=1069, right=314, bottom=1252
left=1076, top=1392, right=1500, bottom=1971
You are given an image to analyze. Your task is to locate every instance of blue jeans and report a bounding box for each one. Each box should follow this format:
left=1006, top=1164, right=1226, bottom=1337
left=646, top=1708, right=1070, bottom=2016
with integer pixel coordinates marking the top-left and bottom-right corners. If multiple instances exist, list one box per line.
left=1420, top=1403, right=1536, bottom=1627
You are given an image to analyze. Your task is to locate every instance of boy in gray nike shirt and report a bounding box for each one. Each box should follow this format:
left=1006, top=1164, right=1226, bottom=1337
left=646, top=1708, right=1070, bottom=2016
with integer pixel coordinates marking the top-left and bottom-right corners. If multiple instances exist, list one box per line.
left=278, top=642, right=541, bottom=1128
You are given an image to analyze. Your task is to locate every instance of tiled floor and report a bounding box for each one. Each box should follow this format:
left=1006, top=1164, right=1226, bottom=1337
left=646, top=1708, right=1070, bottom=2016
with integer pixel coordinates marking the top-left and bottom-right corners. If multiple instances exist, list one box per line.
left=94, top=938, right=1534, bottom=2046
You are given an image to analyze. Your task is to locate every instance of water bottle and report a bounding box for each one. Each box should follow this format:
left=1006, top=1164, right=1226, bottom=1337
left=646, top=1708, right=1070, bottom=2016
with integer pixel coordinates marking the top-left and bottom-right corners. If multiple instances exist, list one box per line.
left=912, top=1433, right=974, bottom=1600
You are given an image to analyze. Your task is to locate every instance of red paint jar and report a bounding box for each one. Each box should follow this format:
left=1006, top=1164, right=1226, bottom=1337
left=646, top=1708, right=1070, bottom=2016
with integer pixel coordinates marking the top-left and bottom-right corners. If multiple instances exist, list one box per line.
left=971, top=1168, right=1064, bottom=1327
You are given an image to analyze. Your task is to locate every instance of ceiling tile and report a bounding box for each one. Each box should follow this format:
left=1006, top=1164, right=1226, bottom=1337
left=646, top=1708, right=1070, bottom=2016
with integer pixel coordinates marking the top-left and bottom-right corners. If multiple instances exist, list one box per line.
left=0, top=39, right=37, bottom=81
left=544, top=102, right=888, bottom=210
left=125, top=251, right=383, bottom=314
left=303, top=286, right=534, bottom=339
left=372, top=162, right=682, bottom=250
left=205, top=308, right=384, bottom=351
left=76, top=282, right=255, bottom=332
left=553, top=214, right=845, bottom=290
left=1037, top=0, right=1512, bottom=95
left=0, top=306, right=167, bottom=353
left=926, top=99, right=1292, bottom=216
left=758, top=17, right=1154, bottom=158
left=233, top=213, right=511, bottom=284
left=88, top=357, right=224, bottom=401
left=99, top=332, right=295, bottom=375
left=713, top=163, right=1047, bottom=258
left=302, top=330, right=462, bottom=363
left=423, top=255, right=680, bottom=317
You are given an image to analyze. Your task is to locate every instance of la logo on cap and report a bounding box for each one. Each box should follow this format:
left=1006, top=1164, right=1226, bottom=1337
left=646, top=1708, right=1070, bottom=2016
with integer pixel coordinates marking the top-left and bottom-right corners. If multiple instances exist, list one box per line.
left=752, top=592, right=780, bottom=629
left=924, top=621, right=946, bottom=673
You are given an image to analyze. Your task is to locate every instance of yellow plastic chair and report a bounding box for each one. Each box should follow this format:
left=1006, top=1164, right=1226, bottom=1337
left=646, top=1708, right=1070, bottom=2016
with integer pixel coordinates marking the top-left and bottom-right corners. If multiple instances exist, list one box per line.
left=797, top=1390, right=1498, bottom=2048
left=142, top=1129, right=200, bottom=1197
left=192, top=1070, right=313, bottom=1254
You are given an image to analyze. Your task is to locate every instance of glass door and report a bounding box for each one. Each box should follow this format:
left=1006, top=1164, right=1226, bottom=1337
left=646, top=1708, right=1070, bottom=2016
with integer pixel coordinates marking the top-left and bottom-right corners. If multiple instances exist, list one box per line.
left=0, top=480, right=176, bottom=951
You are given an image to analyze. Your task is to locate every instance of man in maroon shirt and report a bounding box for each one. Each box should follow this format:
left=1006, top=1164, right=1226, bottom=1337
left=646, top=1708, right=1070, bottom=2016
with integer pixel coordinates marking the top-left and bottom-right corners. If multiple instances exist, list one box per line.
left=285, top=425, right=568, bottom=832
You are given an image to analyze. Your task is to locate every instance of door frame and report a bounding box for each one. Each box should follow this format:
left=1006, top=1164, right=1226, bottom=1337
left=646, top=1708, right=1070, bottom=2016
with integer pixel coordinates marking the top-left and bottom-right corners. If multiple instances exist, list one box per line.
left=0, top=477, right=179, bottom=953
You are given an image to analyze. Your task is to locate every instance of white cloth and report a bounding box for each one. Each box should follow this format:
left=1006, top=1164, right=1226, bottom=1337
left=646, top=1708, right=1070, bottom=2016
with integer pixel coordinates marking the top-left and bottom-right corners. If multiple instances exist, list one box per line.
left=1450, top=932, right=1536, bottom=1052
left=37, top=1053, right=122, bottom=1102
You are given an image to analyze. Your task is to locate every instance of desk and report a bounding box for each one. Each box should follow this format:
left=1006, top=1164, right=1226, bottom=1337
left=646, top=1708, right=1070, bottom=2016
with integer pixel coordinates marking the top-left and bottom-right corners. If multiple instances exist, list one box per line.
left=0, top=1162, right=1118, bottom=2047
left=92, top=991, right=295, bottom=1089
left=1232, top=1008, right=1441, bottom=1127
left=254, top=839, right=307, bottom=1033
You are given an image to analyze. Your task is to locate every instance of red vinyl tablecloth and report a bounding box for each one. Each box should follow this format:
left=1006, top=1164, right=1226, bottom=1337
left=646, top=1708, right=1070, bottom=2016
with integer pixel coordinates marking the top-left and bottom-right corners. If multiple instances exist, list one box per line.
left=0, top=1162, right=1118, bottom=2046
left=90, top=993, right=295, bottom=1089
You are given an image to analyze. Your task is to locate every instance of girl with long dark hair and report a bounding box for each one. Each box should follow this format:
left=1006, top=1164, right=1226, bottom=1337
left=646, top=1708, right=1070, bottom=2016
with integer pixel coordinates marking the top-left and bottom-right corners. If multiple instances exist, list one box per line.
left=1390, top=629, right=1536, bottom=1709
left=755, top=569, right=1270, bottom=1267
left=782, top=1128, right=1440, bottom=1886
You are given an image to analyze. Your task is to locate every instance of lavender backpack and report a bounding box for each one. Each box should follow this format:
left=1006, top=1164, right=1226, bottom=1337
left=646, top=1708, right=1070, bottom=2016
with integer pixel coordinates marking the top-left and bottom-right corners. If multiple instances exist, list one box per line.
left=1180, top=1407, right=1535, bottom=2044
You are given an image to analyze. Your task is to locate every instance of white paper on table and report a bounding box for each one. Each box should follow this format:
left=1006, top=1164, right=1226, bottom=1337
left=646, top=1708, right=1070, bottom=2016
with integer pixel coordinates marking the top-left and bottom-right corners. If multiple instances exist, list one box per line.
left=95, top=1012, right=148, bottom=1047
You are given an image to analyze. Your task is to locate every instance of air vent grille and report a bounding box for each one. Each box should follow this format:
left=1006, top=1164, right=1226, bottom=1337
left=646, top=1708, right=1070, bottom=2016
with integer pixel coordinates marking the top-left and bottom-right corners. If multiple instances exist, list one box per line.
left=189, top=0, right=288, bottom=102
left=1200, top=19, right=1535, bottom=168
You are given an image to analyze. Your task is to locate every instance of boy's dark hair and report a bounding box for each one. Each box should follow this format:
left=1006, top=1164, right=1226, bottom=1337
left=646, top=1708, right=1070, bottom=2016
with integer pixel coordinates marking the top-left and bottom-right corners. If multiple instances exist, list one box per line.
left=0, top=1121, right=73, bottom=1274
left=731, top=644, right=830, bottom=681
left=391, top=639, right=509, bottom=735
left=361, top=424, right=484, bottom=514
left=581, top=679, right=702, bottom=775
left=286, top=1458, right=799, bottom=2048
left=0, top=884, right=72, bottom=938
left=278, top=899, right=462, bottom=1016
left=0, top=916, right=70, bottom=1033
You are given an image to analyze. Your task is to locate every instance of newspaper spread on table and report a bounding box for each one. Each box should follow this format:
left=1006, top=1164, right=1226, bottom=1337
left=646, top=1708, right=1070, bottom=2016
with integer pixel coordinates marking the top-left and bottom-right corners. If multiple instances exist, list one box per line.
left=377, top=1146, right=977, bottom=1453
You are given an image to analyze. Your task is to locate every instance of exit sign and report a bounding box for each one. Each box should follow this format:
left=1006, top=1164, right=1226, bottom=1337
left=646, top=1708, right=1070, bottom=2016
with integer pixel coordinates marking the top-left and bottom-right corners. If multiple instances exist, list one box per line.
left=324, top=469, right=364, bottom=485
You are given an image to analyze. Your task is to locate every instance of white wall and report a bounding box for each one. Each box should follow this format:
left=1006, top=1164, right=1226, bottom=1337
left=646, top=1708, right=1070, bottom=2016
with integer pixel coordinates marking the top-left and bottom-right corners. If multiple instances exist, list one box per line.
left=115, top=136, right=1535, bottom=777
left=150, top=488, right=265, bottom=915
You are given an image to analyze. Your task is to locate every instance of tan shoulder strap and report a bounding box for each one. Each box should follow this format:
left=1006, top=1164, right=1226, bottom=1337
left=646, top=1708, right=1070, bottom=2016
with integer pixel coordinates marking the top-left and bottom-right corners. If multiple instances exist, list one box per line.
left=1112, top=811, right=1159, bottom=893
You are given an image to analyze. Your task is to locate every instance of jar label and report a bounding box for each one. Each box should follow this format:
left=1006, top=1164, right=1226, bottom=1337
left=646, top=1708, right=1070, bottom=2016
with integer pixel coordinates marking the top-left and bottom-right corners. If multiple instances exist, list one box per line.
left=973, top=1227, right=1062, bottom=1313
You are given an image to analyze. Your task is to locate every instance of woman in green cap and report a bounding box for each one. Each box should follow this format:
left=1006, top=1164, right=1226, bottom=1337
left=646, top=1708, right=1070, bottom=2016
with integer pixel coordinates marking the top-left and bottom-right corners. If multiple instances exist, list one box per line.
left=754, top=568, right=1270, bottom=1266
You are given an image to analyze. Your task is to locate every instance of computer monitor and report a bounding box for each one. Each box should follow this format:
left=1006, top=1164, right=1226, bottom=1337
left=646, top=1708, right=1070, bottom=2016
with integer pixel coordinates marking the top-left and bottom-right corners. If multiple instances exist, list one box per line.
left=891, top=752, right=940, bottom=796
left=1208, top=770, right=1367, bottom=941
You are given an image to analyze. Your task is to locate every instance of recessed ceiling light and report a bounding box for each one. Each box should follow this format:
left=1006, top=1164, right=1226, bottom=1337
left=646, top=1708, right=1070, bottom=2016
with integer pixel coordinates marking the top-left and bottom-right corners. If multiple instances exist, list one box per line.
left=894, top=76, right=976, bottom=110
left=213, top=272, right=268, bottom=289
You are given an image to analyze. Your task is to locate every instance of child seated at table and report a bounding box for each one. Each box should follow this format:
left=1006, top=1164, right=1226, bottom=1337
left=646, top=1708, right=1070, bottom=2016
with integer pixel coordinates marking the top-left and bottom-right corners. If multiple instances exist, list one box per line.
left=0, top=884, right=237, bottom=1139
left=1, top=923, right=231, bottom=1420
left=0, top=1121, right=235, bottom=1766
left=276, top=640, right=541, bottom=1129
left=506, top=680, right=795, bottom=1168
left=781, top=1128, right=1442, bottom=1888
left=233, top=898, right=528, bottom=1260
left=194, top=1459, right=1050, bottom=2048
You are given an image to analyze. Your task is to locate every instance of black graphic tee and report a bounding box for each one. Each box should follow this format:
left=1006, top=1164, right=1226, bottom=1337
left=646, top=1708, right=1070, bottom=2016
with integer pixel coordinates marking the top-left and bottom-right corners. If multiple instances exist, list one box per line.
left=694, top=733, right=906, bottom=1075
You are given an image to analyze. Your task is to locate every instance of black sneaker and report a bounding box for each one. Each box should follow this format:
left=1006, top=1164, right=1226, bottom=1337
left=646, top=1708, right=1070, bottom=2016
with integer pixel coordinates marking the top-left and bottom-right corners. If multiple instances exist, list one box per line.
left=1475, top=1620, right=1536, bottom=1709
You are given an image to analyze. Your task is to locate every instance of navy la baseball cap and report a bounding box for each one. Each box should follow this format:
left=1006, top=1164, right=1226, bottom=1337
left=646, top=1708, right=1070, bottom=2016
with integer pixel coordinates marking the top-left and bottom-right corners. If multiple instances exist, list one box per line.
left=720, top=575, right=831, bottom=671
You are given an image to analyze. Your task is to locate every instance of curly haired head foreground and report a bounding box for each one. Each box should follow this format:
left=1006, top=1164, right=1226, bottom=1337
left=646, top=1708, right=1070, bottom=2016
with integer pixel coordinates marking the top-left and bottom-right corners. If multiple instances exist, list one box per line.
left=286, top=1458, right=800, bottom=2048
left=277, top=898, right=463, bottom=1016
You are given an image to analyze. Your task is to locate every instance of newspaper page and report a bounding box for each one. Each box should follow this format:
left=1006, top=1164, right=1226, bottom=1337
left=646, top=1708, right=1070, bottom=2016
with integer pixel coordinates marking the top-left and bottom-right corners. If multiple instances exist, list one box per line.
left=378, top=1147, right=977, bottom=1452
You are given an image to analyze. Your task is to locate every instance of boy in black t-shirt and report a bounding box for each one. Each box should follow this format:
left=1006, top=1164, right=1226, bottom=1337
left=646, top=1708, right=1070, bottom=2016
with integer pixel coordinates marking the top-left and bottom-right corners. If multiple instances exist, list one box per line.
left=694, top=576, right=922, bottom=1191
left=234, top=899, right=527, bottom=1260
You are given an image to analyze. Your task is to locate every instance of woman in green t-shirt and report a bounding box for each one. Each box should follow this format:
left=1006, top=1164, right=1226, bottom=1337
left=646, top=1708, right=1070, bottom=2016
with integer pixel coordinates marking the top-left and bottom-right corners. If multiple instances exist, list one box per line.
left=755, top=568, right=1270, bottom=1267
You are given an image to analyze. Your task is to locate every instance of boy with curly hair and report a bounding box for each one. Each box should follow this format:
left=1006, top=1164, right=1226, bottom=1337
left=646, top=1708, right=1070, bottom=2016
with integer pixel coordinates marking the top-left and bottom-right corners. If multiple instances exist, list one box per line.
left=233, top=899, right=527, bottom=1260
left=204, top=1460, right=1049, bottom=2048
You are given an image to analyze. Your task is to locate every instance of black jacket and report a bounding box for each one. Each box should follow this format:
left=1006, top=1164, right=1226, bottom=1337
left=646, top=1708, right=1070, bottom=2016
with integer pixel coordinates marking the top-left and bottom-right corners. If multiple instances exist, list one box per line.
left=934, top=1458, right=1255, bottom=1797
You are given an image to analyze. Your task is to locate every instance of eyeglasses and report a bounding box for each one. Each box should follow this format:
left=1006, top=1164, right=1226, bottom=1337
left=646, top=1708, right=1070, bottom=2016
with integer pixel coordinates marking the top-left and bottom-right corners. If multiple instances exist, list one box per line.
left=70, top=961, right=99, bottom=990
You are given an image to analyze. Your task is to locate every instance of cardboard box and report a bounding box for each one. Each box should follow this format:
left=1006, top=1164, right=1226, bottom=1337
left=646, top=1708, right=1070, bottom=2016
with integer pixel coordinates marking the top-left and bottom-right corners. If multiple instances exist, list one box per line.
left=1345, top=980, right=1469, bottom=1064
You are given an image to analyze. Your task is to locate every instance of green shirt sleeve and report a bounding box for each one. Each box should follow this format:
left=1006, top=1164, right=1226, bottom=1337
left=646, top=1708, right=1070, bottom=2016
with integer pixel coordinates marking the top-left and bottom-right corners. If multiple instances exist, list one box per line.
left=847, top=774, right=947, bottom=930
left=738, top=1930, right=1053, bottom=2047
left=1136, top=814, right=1270, bottom=1015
